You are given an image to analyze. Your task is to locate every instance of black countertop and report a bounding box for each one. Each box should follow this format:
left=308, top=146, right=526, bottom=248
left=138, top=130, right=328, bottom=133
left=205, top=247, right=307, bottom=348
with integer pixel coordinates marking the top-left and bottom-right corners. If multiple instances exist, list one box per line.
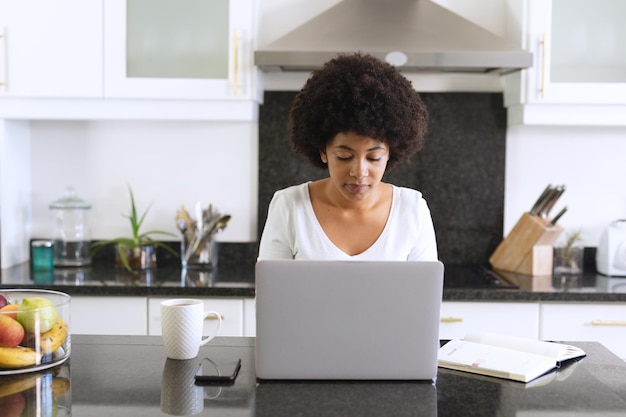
left=2, top=243, right=626, bottom=301
left=5, top=335, right=626, bottom=417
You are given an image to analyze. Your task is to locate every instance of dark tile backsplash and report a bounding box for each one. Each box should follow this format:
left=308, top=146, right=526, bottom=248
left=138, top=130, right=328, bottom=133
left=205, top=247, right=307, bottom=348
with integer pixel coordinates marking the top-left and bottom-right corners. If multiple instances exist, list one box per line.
left=258, top=92, right=507, bottom=265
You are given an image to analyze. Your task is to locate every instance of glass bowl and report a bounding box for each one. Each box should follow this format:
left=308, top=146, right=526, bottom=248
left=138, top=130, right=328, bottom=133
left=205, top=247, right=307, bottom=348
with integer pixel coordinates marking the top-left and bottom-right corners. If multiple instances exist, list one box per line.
left=0, top=289, right=71, bottom=375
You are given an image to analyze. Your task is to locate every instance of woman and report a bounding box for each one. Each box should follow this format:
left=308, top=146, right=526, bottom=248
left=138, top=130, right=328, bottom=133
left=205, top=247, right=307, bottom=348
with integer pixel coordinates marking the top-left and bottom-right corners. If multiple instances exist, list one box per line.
left=258, top=52, right=437, bottom=261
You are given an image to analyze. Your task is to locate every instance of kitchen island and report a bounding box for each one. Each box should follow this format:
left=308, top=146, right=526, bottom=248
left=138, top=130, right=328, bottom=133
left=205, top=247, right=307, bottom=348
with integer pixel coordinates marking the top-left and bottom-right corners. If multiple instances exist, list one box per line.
left=4, top=335, right=626, bottom=416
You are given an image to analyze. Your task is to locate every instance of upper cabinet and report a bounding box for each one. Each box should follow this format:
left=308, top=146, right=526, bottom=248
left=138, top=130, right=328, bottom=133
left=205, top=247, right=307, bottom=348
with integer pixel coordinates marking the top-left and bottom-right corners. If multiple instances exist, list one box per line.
left=104, top=0, right=259, bottom=101
left=0, top=0, right=261, bottom=120
left=0, top=0, right=103, bottom=98
left=504, top=0, right=626, bottom=125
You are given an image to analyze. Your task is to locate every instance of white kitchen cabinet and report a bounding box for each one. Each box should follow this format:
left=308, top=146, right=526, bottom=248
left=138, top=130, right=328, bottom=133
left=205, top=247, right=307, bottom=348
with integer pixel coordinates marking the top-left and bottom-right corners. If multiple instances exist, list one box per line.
left=0, top=0, right=103, bottom=98
left=71, top=296, right=148, bottom=335
left=439, top=301, right=540, bottom=340
left=104, top=0, right=261, bottom=102
left=0, top=0, right=261, bottom=120
left=148, top=297, right=245, bottom=337
left=540, top=302, right=626, bottom=360
left=504, top=0, right=626, bottom=125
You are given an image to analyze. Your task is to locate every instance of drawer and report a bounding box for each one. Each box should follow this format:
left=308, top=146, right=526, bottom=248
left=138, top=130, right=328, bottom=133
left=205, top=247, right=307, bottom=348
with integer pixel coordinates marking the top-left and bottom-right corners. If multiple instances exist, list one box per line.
left=540, top=303, right=626, bottom=360
left=439, top=301, right=539, bottom=340
left=148, top=297, right=244, bottom=337
left=71, top=296, right=148, bottom=335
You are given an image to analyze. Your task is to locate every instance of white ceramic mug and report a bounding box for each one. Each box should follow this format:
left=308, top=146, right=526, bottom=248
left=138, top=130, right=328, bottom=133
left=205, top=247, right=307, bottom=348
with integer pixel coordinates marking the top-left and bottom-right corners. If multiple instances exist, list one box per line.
left=161, top=299, right=223, bottom=360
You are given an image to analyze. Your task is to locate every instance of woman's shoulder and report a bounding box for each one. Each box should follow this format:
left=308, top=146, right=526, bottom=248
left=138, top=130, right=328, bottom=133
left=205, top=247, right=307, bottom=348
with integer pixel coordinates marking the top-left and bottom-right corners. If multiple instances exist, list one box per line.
left=271, top=182, right=311, bottom=206
left=390, top=184, right=424, bottom=202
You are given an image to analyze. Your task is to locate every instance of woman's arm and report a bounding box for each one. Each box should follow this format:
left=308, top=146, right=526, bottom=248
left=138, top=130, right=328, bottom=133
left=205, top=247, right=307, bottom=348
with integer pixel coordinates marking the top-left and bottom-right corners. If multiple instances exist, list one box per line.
left=258, top=192, right=295, bottom=260
left=407, top=196, right=438, bottom=261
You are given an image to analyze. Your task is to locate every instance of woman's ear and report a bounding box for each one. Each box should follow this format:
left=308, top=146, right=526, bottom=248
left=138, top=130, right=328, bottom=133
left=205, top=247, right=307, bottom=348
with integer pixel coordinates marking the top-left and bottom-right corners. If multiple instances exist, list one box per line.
left=320, top=149, right=328, bottom=164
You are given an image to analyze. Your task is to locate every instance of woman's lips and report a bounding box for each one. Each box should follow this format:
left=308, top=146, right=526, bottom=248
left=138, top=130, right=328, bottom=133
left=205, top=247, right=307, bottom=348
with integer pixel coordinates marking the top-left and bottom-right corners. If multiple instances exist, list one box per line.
left=345, top=184, right=369, bottom=194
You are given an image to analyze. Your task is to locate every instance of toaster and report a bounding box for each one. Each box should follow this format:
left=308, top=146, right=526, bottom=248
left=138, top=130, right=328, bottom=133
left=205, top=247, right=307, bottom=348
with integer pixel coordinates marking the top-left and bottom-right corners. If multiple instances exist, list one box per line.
left=596, top=220, right=626, bottom=276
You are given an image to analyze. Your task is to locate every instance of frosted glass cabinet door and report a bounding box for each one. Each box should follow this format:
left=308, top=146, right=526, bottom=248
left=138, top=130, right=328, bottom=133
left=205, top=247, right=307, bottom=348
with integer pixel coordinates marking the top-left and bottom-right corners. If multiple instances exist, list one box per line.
left=104, top=0, right=255, bottom=100
left=0, top=0, right=103, bottom=98
left=526, top=0, right=626, bottom=104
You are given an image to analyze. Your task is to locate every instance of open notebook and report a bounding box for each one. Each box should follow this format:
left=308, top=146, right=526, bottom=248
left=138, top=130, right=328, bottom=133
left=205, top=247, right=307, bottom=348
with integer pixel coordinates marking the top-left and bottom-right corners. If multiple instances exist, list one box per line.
left=255, top=260, right=445, bottom=380
left=438, top=332, right=587, bottom=383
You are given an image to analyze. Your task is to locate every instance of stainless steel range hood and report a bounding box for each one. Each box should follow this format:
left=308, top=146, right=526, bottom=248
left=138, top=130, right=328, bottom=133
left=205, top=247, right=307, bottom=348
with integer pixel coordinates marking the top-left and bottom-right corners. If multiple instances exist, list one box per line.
left=255, top=0, right=532, bottom=74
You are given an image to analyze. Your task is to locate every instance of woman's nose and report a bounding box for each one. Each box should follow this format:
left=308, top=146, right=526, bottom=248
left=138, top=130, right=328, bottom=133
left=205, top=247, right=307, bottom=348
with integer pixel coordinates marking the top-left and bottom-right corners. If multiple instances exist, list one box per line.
left=350, top=160, right=368, bottom=178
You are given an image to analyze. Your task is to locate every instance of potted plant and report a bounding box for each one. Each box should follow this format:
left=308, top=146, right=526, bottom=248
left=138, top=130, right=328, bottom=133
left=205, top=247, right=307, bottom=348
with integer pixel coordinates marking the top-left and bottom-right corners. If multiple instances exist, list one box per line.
left=554, top=229, right=583, bottom=274
left=92, top=185, right=177, bottom=272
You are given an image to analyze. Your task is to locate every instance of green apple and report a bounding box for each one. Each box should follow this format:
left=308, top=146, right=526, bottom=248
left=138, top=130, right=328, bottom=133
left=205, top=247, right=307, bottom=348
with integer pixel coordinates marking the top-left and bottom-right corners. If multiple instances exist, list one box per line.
left=17, top=297, right=57, bottom=333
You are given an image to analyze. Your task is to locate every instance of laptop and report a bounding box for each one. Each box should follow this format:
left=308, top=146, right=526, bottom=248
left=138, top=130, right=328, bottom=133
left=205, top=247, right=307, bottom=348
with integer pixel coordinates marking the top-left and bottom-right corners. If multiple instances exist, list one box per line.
left=255, top=260, right=444, bottom=381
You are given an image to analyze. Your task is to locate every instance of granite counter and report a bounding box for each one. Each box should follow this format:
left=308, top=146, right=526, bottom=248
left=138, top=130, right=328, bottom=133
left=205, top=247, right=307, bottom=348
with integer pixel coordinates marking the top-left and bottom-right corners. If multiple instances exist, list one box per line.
left=2, top=259, right=626, bottom=301
left=4, top=335, right=626, bottom=417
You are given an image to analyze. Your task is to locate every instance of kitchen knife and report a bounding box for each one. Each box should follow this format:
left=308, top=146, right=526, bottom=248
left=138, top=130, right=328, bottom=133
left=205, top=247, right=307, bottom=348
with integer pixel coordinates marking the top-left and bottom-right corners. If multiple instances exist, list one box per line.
left=541, top=185, right=565, bottom=218
left=536, top=186, right=560, bottom=217
left=549, top=206, right=567, bottom=226
left=538, top=187, right=558, bottom=218
left=530, top=184, right=554, bottom=216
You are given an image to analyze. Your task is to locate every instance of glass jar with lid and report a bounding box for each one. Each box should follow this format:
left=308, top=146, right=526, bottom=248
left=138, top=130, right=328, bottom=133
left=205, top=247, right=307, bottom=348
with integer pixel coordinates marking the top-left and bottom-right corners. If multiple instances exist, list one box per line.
left=50, top=187, right=92, bottom=266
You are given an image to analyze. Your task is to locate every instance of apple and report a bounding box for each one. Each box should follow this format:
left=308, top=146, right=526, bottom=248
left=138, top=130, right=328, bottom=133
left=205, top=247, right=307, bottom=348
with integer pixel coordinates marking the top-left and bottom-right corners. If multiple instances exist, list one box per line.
left=17, top=297, right=57, bottom=334
left=0, top=293, right=8, bottom=309
left=0, top=304, right=20, bottom=320
left=0, top=314, right=25, bottom=348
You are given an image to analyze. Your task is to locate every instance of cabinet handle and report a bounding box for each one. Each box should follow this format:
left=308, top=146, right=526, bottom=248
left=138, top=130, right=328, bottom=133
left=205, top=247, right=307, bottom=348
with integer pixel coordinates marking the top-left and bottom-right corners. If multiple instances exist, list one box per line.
left=232, top=29, right=239, bottom=96
left=539, top=32, right=547, bottom=99
left=0, top=27, right=7, bottom=89
left=440, top=317, right=463, bottom=323
left=205, top=314, right=225, bottom=321
left=591, top=320, right=626, bottom=326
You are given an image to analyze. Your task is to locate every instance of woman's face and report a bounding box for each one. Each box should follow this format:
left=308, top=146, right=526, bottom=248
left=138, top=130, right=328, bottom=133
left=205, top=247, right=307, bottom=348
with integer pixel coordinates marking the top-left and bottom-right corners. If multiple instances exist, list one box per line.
left=320, top=132, right=390, bottom=203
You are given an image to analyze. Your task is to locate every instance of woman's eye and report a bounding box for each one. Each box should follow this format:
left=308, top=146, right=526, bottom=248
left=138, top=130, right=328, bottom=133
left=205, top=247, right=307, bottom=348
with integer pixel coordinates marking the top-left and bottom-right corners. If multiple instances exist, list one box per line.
left=335, top=154, right=385, bottom=162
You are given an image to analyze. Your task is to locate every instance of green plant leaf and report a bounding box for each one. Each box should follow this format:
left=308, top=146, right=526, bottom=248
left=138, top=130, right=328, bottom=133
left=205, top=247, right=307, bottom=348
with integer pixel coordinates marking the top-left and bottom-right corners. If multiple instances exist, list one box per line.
left=89, top=184, right=179, bottom=272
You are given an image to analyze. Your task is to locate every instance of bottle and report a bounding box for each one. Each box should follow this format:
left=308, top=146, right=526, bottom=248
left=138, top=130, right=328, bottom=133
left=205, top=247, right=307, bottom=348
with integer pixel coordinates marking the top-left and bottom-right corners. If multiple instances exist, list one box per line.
left=50, top=187, right=92, bottom=266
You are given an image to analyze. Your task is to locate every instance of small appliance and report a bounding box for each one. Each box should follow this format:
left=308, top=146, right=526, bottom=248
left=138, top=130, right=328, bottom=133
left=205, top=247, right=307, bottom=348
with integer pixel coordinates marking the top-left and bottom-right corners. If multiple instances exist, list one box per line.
left=596, top=220, right=626, bottom=276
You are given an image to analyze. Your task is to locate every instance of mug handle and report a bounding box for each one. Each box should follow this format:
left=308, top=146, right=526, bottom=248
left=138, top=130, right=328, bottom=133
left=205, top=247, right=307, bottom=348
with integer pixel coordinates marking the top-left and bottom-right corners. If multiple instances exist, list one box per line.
left=200, top=311, right=223, bottom=346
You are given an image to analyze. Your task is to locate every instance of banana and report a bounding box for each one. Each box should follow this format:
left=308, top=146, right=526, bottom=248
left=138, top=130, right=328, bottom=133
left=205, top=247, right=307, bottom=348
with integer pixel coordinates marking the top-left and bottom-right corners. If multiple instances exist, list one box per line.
left=38, top=317, right=68, bottom=355
left=50, top=376, right=71, bottom=398
left=21, top=317, right=69, bottom=355
left=0, top=346, right=40, bottom=369
left=0, top=373, right=40, bottom=398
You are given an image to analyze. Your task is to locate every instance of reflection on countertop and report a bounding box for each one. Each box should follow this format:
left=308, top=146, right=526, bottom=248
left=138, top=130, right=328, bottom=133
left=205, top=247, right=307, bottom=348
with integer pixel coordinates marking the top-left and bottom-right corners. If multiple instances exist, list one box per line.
left=0, top=261, right=256, bottom=297
left=0, top=242, right=258, bottom=297
left=494, top=268, right=626, bottom=294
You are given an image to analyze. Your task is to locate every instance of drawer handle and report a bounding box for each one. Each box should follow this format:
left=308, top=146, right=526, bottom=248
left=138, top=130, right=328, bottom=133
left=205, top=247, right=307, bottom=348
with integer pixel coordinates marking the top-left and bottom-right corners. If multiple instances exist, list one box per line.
left=232, top=29, right=239, bottom=95
left=591, top=320, right=626, bottom=326
left=205, top=314, right=225, bottom=321
left=440, top=317, right=463, bottom=323
left=0, top=27, right=7, bottom=89
left=540, top=32, right=547, bottom=99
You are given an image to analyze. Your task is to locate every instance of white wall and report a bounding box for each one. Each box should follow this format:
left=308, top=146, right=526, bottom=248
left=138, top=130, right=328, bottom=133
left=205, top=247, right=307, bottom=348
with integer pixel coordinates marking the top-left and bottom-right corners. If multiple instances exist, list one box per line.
left=0, top=120, right=32, bottom=267
left=27, top=120, right=257, bottom=246
left=505, top=125, right=626, bottom=247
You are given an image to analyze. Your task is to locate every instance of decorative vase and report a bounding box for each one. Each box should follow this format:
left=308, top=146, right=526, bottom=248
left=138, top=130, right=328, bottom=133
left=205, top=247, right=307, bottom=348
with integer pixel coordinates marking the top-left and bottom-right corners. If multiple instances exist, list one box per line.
left=115, top=244, right=157, bottom=270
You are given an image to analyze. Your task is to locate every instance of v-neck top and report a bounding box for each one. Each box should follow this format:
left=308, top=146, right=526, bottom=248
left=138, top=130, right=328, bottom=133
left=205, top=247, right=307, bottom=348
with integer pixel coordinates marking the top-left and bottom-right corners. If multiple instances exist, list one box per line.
left=258, top=182, right=438, bottom=261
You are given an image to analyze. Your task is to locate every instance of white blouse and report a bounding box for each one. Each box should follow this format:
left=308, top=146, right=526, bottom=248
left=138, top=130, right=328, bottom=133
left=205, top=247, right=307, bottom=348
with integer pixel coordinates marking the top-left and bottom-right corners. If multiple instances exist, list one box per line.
left=258, top=182, right=438, bottom=261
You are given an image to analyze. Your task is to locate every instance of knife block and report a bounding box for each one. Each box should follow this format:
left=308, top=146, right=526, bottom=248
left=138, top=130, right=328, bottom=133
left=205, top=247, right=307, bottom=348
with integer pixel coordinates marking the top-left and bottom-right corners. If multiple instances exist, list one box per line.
left=489, top=213, right=563, bottom=276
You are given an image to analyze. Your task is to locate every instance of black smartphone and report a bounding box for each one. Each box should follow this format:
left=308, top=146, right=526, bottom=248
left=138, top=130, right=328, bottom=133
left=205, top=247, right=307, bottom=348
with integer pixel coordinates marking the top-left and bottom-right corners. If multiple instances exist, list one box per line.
left=194, top=358, right=241, bottom=386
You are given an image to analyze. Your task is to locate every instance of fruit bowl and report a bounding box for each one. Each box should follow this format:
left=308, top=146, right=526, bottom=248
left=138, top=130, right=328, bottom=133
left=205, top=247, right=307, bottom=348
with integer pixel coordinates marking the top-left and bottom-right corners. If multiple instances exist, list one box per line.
left=0, top=289, right=70, bottom=375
